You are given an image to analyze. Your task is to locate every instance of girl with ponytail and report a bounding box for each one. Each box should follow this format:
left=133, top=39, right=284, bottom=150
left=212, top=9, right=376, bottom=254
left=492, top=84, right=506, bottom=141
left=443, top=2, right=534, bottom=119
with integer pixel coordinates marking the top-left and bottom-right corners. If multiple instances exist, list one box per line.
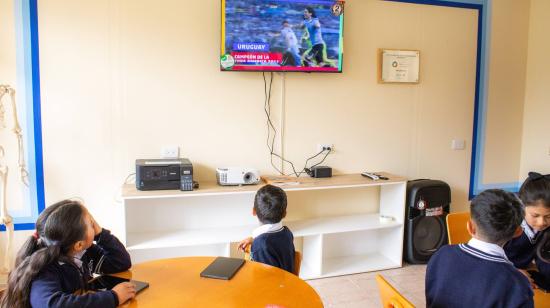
left=0, top=200, right=134, bottom=307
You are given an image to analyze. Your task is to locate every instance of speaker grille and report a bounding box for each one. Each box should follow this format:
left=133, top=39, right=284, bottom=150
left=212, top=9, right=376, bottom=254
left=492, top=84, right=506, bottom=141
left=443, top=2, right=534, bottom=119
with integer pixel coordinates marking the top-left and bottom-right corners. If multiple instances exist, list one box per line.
left=413, top=216, right=445, bottom=255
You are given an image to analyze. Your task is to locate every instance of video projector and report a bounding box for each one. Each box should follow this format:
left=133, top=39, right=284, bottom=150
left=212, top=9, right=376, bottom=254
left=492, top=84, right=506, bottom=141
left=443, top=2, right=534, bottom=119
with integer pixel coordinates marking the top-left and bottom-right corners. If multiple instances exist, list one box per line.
left=216, top=167, right=260, bottom=186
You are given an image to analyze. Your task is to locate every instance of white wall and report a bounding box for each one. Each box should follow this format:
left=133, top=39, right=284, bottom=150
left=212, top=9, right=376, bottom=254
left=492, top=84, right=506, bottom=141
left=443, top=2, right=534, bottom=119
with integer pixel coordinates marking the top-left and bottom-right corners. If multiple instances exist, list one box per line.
left=520, top=0, right=550, bottom=176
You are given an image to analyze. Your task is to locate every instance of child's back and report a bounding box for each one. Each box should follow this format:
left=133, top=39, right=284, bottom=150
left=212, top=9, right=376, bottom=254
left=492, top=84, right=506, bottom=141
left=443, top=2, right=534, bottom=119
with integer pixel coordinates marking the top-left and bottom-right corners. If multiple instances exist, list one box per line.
left=251, top=224, right=295, bottom=273
left=239, top=185, right=295, bottom=273
left=427, top=242, right=532, bottom=307
left=426, top=189, right=533, bottom=308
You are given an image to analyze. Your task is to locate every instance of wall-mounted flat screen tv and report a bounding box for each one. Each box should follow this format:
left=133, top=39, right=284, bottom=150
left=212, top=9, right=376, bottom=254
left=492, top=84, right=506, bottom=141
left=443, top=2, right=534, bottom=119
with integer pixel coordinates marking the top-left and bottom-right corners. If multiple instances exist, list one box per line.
left=220, top=0, right=344, bottom=72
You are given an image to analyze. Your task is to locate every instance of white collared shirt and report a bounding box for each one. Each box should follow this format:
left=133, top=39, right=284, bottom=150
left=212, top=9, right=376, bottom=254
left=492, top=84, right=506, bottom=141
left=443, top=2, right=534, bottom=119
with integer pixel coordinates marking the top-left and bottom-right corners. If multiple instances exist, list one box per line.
left=252, top=222, right=283, bottom=239
left=73, top=250, right=86, bottom=268
left=58, top=249, right=87, bottom=268
left=521, top=219, right=539, bottom=244
left=467, top=238, right=510, bottom=262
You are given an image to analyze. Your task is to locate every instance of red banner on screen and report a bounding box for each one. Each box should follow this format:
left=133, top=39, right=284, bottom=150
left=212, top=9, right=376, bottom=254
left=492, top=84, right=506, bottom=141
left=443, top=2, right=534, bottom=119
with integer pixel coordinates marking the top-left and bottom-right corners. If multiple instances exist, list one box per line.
left=231, top=52, right=283, bottom=65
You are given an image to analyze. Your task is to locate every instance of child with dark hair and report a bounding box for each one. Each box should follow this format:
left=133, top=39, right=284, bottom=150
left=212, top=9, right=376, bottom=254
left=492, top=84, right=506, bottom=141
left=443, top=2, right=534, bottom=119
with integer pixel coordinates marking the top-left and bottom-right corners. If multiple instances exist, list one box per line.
left=238, top=184, right=295, bottom=273
left=1, top=200, right=134, bottom=308
left=426, top=189, right=533, bottom=308
left=504, top=172, right=550, bottom=285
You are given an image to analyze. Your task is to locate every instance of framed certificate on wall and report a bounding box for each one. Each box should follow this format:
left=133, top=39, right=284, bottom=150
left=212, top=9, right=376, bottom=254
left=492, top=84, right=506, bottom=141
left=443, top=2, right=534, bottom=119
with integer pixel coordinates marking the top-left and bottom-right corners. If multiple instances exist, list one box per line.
left=379, top=49, right=420, bottom=83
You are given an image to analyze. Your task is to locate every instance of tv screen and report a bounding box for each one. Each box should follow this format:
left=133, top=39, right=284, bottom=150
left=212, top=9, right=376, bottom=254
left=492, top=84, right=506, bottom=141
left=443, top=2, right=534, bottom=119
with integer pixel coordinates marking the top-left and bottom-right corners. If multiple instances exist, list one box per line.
left=220, top=0, right=344, bottom=72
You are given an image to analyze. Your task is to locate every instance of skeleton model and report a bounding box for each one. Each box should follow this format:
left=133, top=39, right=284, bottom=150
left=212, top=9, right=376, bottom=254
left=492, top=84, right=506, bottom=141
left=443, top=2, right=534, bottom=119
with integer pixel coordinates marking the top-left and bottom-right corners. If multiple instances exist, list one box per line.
left=0, top=84, right=30, bottom=273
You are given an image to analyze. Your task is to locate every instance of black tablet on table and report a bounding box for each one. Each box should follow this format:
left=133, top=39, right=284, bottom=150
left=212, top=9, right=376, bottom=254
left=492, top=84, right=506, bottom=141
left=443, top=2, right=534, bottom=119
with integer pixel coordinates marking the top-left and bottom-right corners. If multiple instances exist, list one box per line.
left=88, top=275, right=149, bottom=293
left=200, top=257, right=245, bottom=280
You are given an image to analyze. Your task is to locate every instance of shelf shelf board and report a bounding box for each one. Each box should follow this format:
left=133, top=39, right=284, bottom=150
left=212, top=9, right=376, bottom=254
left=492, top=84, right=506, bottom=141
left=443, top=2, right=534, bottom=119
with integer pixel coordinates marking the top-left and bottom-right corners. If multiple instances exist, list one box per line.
left=288, top=213, right=402, bottom=237
left=121, top=173, right=407, bottom=200
left=301, top=253, right=401, bottom=280
left=127, top=213, right=403, bottom=251
left=127, top=225, right=252, bottom=251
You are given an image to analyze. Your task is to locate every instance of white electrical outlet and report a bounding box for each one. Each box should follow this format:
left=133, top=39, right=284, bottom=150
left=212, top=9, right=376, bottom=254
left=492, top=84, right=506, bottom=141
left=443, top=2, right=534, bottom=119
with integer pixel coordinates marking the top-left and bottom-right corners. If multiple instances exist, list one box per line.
left=317, top=144, right=334, bottom=152
left=161, top=146, right=180, bottom=158
left=451, top=139, right=465, bottom=150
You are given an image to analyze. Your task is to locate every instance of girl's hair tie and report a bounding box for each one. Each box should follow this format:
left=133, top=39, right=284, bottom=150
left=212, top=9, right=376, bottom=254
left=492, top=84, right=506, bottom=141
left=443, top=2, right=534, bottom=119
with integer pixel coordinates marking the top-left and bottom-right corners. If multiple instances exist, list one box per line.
left=32, top=231, right=39, bottom=240
left=528, top=172, right=550, bottom=181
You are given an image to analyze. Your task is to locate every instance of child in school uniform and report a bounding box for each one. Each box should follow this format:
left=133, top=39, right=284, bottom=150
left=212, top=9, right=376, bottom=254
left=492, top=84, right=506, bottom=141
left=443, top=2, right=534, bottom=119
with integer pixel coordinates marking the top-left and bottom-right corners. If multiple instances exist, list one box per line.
left=0, top=199, right=135, bottom=308
left=426, top=189, right=533, bottom=308
left=238, top=184, right=295, bottom=273
left=504, top=172, right=550, bottom=282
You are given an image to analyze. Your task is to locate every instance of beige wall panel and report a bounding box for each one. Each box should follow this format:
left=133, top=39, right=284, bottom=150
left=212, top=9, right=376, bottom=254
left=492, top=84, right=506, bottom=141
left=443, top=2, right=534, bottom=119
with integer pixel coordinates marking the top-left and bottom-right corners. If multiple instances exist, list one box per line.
left=37, top=0, right=121, bottom=228
left=520, top=0, right=550, bottom=176
left=483, top=0, right=530, bottom=184
left=412, top=3, right=477, bottom=210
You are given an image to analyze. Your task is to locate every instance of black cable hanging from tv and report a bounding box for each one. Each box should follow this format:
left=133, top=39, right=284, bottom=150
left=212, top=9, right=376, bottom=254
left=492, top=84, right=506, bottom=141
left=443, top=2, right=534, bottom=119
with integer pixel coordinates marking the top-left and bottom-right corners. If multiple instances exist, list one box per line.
left=262, top=72, right=331, bottom=177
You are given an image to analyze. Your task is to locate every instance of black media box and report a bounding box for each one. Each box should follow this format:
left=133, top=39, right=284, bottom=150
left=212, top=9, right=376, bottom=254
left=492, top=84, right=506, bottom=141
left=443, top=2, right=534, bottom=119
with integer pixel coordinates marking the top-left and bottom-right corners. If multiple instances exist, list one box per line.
left=311, top=166, right=332, bottom=178
left=136, top=158, right=193, bottom=191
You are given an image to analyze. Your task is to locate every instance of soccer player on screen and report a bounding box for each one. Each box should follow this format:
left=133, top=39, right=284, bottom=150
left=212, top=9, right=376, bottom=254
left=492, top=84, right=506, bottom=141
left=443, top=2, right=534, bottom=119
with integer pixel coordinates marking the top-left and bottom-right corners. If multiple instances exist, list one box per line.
left=300, top=6, right=335, bottom=68
left=281, top=21, right=302, bottom=67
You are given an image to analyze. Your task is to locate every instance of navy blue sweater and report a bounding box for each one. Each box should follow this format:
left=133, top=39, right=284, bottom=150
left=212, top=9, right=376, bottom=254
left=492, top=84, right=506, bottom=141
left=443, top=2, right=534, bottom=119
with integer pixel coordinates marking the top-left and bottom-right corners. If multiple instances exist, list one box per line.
left=30, top=228, right=132, bottom=308
left=504, top=229, right=550, bottom=277
left=251, top=226, right=295, bottom=273
left=426, top=244, right=533, bottom=308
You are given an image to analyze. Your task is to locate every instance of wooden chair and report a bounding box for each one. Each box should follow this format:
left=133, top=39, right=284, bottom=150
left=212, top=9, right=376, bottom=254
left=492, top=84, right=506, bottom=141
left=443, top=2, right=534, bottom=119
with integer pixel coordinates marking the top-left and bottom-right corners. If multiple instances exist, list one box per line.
left=375, top=274, right=415, bottom=308
left=446, top=212, right=471, bottom=244
left=244, top=246, right=302, bottom=276
left=293, top=251, right=302, bottom=276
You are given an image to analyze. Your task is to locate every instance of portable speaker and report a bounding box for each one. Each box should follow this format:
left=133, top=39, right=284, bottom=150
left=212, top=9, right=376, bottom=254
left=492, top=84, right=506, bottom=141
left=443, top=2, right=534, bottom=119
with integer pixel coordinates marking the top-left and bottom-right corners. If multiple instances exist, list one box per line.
left=404, top=179, right=451, bottom=264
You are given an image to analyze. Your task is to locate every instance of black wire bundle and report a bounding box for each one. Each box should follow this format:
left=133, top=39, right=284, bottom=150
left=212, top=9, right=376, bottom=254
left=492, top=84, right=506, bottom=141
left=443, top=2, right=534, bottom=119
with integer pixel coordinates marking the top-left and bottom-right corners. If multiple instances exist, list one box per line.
left=262, top=72, right=331, bottom=177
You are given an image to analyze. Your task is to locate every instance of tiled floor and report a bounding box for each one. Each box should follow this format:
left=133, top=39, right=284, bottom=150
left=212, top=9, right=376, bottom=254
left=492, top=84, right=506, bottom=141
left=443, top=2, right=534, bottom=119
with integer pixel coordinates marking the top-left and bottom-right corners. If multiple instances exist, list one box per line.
left=306, top=264, right=427, bottom=308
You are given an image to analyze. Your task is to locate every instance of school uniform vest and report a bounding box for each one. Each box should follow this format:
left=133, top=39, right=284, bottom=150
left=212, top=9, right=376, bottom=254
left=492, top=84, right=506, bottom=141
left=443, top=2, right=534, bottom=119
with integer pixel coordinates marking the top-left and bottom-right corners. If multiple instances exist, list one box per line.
left=504, top=232, right=537, bottom=268
left=504, top=224, right=550, bottom=278
left=251, top=226, right=295, bottom=274
left=426, top=243, right=533, bottom=308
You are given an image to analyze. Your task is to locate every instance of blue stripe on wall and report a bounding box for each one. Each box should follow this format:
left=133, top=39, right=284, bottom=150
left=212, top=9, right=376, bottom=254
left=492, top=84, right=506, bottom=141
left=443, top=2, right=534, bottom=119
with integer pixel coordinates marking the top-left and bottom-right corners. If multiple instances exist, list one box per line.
left=1, top=0, right=45, bottom=232
left=29, top=0, right=45, bottom=218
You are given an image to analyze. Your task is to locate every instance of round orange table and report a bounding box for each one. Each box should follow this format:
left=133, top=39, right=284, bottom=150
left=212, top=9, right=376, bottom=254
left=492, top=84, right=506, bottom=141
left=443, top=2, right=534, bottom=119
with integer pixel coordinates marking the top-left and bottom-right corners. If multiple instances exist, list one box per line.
left=115, top=257, right=323, bottom=308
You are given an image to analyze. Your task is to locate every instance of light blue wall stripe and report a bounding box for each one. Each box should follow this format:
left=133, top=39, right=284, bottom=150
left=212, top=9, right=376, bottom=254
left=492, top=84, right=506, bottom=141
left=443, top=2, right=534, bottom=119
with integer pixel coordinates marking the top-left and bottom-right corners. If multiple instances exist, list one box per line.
left=471, top=0, right=522, bottom=196
left=1, top=0, right=44, bottom=231
left=13, top=0, right=36, bottom=223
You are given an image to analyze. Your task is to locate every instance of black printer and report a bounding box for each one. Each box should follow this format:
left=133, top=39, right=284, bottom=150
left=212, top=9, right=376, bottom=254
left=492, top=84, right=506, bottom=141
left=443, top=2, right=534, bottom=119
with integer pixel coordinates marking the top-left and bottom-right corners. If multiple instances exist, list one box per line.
left=136, top=158, right=193, bottom=191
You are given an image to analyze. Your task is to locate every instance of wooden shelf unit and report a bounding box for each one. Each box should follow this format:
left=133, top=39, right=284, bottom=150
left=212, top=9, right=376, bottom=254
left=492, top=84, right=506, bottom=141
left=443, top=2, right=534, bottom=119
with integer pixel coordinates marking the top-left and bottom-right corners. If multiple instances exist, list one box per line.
left=120, top=172, right=407, bottom=279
